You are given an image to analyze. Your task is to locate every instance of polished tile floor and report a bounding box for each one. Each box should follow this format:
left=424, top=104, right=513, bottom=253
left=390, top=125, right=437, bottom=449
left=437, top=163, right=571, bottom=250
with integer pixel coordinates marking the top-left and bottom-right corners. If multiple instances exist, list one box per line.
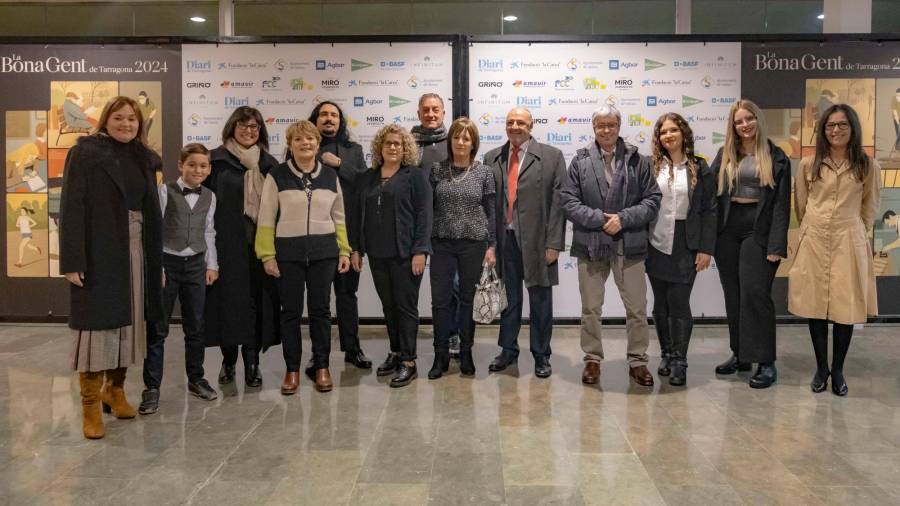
left=1, top=323, right=899, bottom=505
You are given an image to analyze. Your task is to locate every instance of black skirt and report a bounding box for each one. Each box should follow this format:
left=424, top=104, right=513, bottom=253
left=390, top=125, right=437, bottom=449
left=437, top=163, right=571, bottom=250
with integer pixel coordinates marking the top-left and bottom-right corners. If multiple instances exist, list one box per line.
left=647, top=220, right=696, bottom=284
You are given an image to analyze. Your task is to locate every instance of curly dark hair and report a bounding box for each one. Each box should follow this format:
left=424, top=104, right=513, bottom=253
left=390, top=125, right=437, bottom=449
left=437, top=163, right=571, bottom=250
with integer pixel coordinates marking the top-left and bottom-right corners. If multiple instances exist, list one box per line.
left=651, top=112, right=698, bottom=188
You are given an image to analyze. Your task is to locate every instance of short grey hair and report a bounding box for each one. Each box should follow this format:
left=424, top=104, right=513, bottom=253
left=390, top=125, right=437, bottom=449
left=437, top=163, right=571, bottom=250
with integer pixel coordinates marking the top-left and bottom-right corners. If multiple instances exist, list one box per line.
left=418, top=93, right=444, bottom=108
left=592, top=105, right=621, bottom=126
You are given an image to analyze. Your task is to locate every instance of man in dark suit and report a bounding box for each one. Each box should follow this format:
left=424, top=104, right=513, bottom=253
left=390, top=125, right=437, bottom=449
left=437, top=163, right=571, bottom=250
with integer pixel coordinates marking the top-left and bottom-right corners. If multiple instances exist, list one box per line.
left=484, top=107, right=566, bottom=378
left=309, top=101, right=372, bottom=369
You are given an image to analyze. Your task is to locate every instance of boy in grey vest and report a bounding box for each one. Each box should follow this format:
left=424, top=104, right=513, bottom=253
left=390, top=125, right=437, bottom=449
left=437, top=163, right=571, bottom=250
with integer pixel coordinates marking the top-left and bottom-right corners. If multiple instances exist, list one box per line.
left=140, top=143, right=219, bottom=415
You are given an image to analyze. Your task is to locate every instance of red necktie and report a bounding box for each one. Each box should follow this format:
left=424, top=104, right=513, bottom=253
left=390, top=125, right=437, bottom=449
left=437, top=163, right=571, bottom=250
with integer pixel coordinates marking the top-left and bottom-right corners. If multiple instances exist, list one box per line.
left=507, top=145, right=520, bottom=224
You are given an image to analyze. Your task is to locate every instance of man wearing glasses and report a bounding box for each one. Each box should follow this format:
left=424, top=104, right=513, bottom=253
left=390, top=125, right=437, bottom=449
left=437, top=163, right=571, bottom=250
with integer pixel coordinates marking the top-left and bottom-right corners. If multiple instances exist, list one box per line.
left=308, top=101, right=372, bottom=370
left=560, top=105, right=661, bottom=387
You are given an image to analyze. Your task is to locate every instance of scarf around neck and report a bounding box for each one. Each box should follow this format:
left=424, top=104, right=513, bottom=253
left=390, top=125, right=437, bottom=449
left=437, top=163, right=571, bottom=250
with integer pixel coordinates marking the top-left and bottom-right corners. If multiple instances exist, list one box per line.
left=411, top=125, right=447, bottom=144
left=225, top=138, right=264, bottom=224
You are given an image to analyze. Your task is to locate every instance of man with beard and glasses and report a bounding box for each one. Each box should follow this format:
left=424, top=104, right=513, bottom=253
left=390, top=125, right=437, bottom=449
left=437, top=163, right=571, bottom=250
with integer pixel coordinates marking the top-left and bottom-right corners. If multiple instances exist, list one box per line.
left=308, top=101, right=372, bottom=371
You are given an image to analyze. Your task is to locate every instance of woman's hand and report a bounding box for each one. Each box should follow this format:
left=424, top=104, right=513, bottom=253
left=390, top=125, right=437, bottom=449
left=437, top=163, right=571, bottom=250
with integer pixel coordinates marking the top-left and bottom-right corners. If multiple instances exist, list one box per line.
left=695, top=253, right=712, bottom=272
left=766, top=254, right=783, bottom=263
left=411, top=254, right=426, bottom=276
left=350, top=252, right=363, bottom=273
left=338, top=255, right=351, bottom=273
left=64, top=272, right=84, bottom=287
left=264, top=259, right=280, bottom=278
left=483, top=247, right=496, bottom=267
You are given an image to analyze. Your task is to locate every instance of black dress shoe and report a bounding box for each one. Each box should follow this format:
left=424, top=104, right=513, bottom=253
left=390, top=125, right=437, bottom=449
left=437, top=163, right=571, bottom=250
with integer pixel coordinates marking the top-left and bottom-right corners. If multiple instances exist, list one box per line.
left=488, top=354, right=517, bottom=372
left=534, top=356, right=552, bottom=378
left=831, top=372, right=848, bottom=396
left=245, top=364, right=263, bottom=388
left=428, top=351, right=450, bottom=380
left=218, top=363, right=235, bottom=385
left=811, top=369, right=830, bottom=393
left=715, top=354, right=752, bottom=375
left=188, top=379, right=218, bottom=401
left=376, top=353, right=400, bottom=376
left=749, top=363, right=777, bottom=389
left=390, top=364, right=417, bottom=388
left=138, top=389, right=160, bottom=415
left=344, top=350, right=373, bottom=369
left=658, top=354, right=672, bottom=377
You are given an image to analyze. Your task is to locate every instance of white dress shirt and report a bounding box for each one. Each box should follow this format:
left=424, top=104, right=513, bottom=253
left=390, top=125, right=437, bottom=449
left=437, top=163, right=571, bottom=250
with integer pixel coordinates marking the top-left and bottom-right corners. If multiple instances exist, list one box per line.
left=650, top=161, right=689, bottom=255
left=158, top=177, right=218, bottom=271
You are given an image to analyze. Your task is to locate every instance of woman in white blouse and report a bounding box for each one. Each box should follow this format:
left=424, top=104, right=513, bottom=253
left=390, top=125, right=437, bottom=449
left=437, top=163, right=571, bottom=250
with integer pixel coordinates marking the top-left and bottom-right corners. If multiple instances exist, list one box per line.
left=646, top=113, right=718, bottom=386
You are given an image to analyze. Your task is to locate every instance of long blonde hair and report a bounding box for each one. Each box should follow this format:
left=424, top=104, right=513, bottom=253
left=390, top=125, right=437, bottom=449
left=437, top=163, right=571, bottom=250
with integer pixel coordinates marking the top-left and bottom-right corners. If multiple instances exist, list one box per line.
left=717, top=99, right=774, bottom=195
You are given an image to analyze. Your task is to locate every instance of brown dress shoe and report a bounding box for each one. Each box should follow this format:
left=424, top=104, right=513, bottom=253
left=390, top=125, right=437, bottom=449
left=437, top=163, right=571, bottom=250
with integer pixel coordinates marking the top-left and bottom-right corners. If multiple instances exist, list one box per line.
left=629, top=365, right=655, bottom=386
left=314, top=368, right=333, bottom=392
left=582, top=361, right=601, bottom=384
left=100, top=367, right=137, bottom=419
left=281, top=372, right=300, bottom=395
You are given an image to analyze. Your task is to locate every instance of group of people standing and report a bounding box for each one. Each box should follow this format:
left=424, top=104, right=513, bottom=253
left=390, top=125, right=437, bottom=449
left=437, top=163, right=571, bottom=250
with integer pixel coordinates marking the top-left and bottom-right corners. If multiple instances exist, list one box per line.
left=60, top=91, right=880, bottom=440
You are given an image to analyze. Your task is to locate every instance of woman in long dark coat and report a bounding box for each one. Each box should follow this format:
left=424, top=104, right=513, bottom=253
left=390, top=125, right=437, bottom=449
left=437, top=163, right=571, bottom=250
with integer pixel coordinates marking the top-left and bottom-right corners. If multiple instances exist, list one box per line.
left=203, top=106, right=280, bottom=388
left=60, top=96, right=164, bottom=439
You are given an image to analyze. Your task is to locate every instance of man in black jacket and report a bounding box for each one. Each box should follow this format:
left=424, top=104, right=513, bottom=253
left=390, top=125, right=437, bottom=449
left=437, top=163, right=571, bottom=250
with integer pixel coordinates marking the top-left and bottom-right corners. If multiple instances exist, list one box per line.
left=560, top=104, right=661, bottom=387
left=309, top=101, right=371, bottom=369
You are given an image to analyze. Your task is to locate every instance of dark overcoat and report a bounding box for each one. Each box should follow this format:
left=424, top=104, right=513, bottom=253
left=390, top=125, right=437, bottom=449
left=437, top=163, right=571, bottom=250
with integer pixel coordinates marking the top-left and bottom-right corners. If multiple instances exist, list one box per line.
left=203, top=146, right=281, bottom=349
left=60, top=134, right=164, bottom=330
left=484, top=140, right=567, bottom=287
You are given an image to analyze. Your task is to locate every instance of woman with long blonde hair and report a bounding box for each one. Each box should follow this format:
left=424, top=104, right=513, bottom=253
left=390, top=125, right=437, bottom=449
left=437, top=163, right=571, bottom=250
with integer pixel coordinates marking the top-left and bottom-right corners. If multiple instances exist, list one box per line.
left=646, top=113, right=716, bottom=386
left=711, top=99, right=791, bottom=389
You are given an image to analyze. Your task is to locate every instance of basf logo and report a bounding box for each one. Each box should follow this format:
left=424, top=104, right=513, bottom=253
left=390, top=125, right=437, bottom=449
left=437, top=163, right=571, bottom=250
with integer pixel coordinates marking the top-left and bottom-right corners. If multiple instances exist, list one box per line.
left=478, top=81, right=503, bottom=88
left=316, top=60, right=345, bottom=70
left=186, top=135, right=212, bottom=143
left=672, top=60, right=699, bottom=69
left=380, top=60, right=406, bottom=70
left=185, top=60, right=211, bottom=72
left=478, top=58, right=503, bottom=72
left=479, top=134, right=503, bottom=142
left=710, top=97, right=737, bottom=107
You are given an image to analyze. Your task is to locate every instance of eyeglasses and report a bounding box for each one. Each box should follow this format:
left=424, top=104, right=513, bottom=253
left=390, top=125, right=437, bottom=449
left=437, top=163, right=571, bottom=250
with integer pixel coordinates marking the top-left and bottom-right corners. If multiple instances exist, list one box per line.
left=824, top=121, right=850, bottom=131
left=733, top=116, right=757, bottom=127
left=383, top=141, right=402, bottom=149
left=236, top=123, right=260, bottom=132
left=594, top=123, right=619, bottom=132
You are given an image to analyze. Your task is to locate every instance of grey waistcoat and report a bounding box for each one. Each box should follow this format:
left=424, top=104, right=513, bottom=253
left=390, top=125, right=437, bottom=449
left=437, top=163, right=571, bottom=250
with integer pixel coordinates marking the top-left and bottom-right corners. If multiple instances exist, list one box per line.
left=163, top=182, right=212, bottom=253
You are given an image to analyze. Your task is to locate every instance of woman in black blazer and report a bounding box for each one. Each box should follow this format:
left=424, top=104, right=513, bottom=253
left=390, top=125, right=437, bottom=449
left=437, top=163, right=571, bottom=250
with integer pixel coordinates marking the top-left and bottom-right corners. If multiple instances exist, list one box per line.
left=646, top=113, right=717, bottom=386
left=60, top=96, right=164, bottom=439
left=711, top=99, right=791, bottom=389
left=203, top=106, right=280, bottom=389
left=350, top=124, right=433, bottom=387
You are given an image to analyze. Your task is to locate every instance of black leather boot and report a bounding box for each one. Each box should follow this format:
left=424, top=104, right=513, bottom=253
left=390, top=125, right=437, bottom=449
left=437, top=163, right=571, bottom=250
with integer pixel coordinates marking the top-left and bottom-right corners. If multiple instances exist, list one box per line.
left=654, top=311, right=671, bottom=376
left=715, top=354, right=752, bottom=375
left=668, top=317, right=692, bottom=387
left=428, top=351, right=450, bottom=380
left=459, top=348, right=475, bottom=376
left=749, top=363, right=777, bottom=389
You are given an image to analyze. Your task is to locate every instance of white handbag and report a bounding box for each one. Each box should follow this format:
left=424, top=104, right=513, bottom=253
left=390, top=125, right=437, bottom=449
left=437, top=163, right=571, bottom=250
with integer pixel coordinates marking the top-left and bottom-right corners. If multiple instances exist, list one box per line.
left=472, top=265, right=507, bottom=324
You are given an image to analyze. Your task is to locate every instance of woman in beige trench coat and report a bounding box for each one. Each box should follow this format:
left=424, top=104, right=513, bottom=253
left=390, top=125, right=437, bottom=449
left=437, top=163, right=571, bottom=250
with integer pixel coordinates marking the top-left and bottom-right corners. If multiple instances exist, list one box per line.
left=788, top=104, right=881, bottom=397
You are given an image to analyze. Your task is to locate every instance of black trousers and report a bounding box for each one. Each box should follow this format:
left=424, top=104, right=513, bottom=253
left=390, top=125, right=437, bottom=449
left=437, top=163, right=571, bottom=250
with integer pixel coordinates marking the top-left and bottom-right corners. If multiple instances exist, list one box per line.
left=371, top=256, right=423, bottom=362
left=649, top=277, right=694, bottom=319
left=221, top=242, right=267, bottom=368
left=334, top=269, right=361, bottom=353
left=498, top=230, right=553, bottom=359
left=276, top=258, right=337, bottom=371
left=430, top=238, right=487, bottom=352
left=145, top=253, right=206, bottom=389
left=716, top=203, right=779, bottom=364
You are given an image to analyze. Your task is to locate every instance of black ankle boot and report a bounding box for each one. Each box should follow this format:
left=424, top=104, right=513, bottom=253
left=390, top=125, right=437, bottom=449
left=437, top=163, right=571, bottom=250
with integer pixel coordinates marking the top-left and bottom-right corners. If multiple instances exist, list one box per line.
left=654, top=312, right=671, bottom=376
left=831, top=370, right=848, bottom=396
left=749, top=363, right=777, bottom=389
left=459, top=349, right=475, bottom=376
left=811, top=368, right=830, bottom=393
left=428, top=351, right=450, bottom=380
left=669, top=359, right=687, bottom=386
left=715, top=354, right=751, bottom=375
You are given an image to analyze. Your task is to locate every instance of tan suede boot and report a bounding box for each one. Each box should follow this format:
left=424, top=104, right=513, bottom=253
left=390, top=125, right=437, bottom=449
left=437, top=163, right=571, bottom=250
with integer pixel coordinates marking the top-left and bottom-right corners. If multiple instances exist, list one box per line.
left=79, top=372, right=106, bottom=439
left=101, top=367, right=137, bottom=419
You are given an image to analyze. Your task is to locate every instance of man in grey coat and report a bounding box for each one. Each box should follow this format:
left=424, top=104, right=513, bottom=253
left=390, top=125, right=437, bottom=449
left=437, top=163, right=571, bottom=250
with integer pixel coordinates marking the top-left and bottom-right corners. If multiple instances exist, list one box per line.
left=485, top=107, right=567, bottom=378
left=560, top=104, right=661, bottom=387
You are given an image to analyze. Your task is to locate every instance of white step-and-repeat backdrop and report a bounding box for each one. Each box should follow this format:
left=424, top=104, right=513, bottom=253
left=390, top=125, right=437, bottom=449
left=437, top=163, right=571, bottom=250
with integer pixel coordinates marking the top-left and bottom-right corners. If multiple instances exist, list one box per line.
left=469, top=43, right=742, bottom=317
left=182, top=43, right=453, bottom=317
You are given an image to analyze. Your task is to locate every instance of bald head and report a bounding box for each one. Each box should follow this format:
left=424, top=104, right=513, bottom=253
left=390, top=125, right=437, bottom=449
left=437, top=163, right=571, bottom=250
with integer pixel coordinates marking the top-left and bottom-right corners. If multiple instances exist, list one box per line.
left=506, top=107, right=533, bottom=147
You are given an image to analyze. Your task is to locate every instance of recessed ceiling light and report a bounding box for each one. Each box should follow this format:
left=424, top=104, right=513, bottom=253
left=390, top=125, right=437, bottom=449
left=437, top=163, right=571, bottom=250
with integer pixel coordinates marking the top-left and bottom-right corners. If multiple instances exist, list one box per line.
left=817, top=14, right=825, bottom=20
left=190, top=16, right=206, bottom=23
left=503, top=15, right=518, bottom=22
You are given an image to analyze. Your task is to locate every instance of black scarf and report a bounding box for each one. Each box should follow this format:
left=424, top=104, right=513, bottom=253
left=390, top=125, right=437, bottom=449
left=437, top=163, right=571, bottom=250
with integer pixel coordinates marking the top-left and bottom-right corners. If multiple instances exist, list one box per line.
left=411, top=125, right=447, bottom=144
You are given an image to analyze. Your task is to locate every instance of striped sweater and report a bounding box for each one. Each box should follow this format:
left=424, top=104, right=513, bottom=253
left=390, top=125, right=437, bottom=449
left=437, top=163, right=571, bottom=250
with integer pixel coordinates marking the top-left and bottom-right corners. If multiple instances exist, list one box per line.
left=255, top=159, right=351, bottom=263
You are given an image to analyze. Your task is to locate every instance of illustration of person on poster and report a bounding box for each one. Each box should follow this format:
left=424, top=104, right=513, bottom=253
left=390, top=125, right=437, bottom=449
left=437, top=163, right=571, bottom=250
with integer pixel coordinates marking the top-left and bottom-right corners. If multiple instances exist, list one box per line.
left=892, top=88, right=900, bottom=153
left=882, top=210, right=900, bottom=254
left=137, top=91, right=157, bottom=137
left=14, top=205, right=41, bottom=267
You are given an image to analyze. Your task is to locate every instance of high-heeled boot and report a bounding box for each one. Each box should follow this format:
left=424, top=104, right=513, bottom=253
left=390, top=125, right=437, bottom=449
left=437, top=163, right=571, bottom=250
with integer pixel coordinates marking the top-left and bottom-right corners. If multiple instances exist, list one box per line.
left=654, top=311, right=671, bottom=376
left=101, top=367, right=137, bottom=419
left=459, top=348, right=475, bottom=376
left=669, top=317, right=692, bottom=386
left=79, top=372, right=106, bottom=439
left=428, top=350, right=450, bottom=380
